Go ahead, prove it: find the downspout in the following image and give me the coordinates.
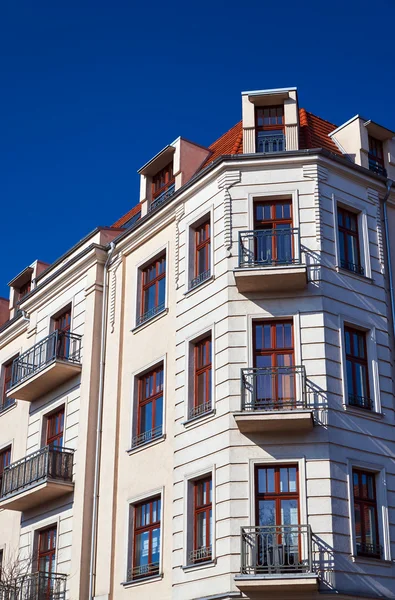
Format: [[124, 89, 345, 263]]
[[89, 241, 116, 600], [382, 179, 395, 340]]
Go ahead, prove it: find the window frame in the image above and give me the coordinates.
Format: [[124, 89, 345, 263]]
[[137, 253, 167, 327], [151, 162, 174, 201], [344, 326, 371, 410], [37, 525, 57, 575], [191, 219, 211, 288], [0, 446, 11, 493], [45, 406, 65, 448], [191, 476, 212, 564], [352, 468, 381, 558], [337, 206, 363, 275], [133, 363, 164, 448], [255, 105, 285, 153], [191, 335, 212, 420], [186, 210, 214, 293], [1, 356, 18, 413]]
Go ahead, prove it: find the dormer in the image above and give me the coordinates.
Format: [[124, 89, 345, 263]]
[[242, 87, 299, 154], [8, 260, 49, 318], [138, 138, 211, 215], [329, 116, 395, 180]]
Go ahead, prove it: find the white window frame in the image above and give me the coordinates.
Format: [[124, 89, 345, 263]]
[[182, 466, 216, 570], [247, 190, 301, 263], [183, 325, 215, 424], [346, 459, 390, 562], [132, 243, 169, 331], [184, 206, 215, 293], [332, 195, 372, 279], [128, 354, 167, 453], [338, 315, 381, 414], [124, 487, 164, 586]]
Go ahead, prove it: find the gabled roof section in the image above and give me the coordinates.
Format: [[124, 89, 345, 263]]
[[112, 201, 142, 229], [200, 121, 243, 169], [299, 109, 340, 155]]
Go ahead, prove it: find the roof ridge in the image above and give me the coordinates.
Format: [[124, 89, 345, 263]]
[[302, 108, 337, 130]]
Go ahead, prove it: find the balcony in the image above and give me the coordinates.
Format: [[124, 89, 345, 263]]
[[7, 331, 82, 402], [0, 446, 74, 511], [234, 366, 313, 434], [0, 571, 66, 600], [235, 525, 318, 594], [368, 154, 387, 177], [234, 229, 307, 293], [149, 182, 176, 212], [256, 131, 286, 153]]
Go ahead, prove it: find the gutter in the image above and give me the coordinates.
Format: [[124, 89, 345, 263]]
[[382, 180, 395, 340], [88, 241, 116, 600]]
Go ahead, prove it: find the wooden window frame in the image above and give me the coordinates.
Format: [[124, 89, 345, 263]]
[[194, 220, 211, 278], [253, 320, 294, 368], [46, 406, 65, 448], [253, 199, 293, 263], [0, 446, 11, 492], [337, 206, 363, 274], [352, 469, 381, 558], [140, 255, 166, 322], [344, 326, 371, 410], [18, 280, 31, 302], [192, 476, 212, 563], [135, 364, 164, 445], [1, 357, 17, 410], [152, 163, 174, 200], [255, 106, 285, 133], [192, 336, 212, 417], [131, 497, 161, 580], [368, 136, 384, 166], [255, 464, 300, 527]]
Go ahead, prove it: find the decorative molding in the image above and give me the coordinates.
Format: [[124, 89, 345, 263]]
[[285, 124, 298, 151], [109, 257, 122, 333], [303, 164, 328, 245], [218, 171, 241, 257], [366, 189, 385, 273], [175, 204, 185, 289], [242, 127, 255, 154]]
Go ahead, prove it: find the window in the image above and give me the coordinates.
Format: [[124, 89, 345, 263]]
[[18, 280, 31, 301], [151, 163, 175, 209], [255, 465, 301, 572], [368, 136, 386, 177], [129, 497, 161, 581], [344, 326, 371, 410], [337, 207, 363, 275], [138, 255, 166, 326], [191, 220, 211, 288], [46, 407, 65, 448], [252, 321, 297, 410], [252, 200, 293, 266], [36, 526, 57, 599], [352, 469, 381, 558], [1, 357, 17, 413], [0, 447, 11, 493], [255, 106, 285, 153], [190, 476, 212, 564], [190, 336, 212, 420], [52, 306, 72, 359], [133, 365, 164, 448]]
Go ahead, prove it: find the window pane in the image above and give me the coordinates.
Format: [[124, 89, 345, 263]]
[[364, 506, 377, 546], [135, 531, 150, 567], [258, 500, 276, 526], [196, 512, 207, 548], [258, 469, 266, 493], [267, 468, 275, 493], [280, 468, 288, 492], [158, 277, 165, 307], [144, 285, 156, 313], [154, 395, 163, 429], [355, 363, 368, 398], [140, 402, 153, 433], [151, 527, 160, 563], [289, 467, 297, 492], [281, 499, 298, 525], [354, 503, 362, 546]]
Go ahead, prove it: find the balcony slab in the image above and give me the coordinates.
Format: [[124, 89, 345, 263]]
[[234, 572, 319, 595], [234, 410, 314, 434], [7, 360, 81, 402], [0, 479, 74, 511], [234, 265, 307, 293]]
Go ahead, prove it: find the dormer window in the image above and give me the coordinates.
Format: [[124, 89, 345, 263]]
[[368, 136, 386, 177], [18, 279, 31, 301], [256, 106, 285, 153], [151, 162, 175, 210]]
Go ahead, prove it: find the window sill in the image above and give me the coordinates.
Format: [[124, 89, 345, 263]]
[[184, 275, 214, 297], [183, 409, 216, 428], [126, 434, 166, 455], [336, 266, 373, 284], [182, 559, 216, 572], [0, 400, 16, 417], [351, 554, 392, 567], [132, 308, 168, 333], [344, 403, 384, 421], [121, 573, 163, 588]]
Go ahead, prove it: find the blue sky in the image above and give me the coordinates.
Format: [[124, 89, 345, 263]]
[[1, 0, 395, 298]]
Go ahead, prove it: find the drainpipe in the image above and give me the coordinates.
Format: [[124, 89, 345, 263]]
[[382, 180, 395, 340], [89, 241, 116, 600], [21, 310, 29, 322]]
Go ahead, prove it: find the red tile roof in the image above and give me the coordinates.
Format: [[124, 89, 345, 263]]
[[112, 108, 340, 227]]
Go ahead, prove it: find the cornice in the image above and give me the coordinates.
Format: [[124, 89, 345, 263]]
[[0, 316, 28, 350]]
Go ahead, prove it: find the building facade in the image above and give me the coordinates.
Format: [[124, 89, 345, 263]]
[[1, 87, 395, 600]]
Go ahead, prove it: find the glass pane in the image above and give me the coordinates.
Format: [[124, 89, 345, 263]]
[[346, 360, 354, 396], [281, 499, 298, 525], [144, 285, 156, 313], [198, 247, 207, 275], [367, 474, 374, 500], [197, 372, 207, 406], [135, 531, 149, 567], [275, 225, 292, 263], [158, 278, 165, 307], [289, 467, 297, 492], [280, 468, 288, 492], [353, 471, 359, 496], [364, 506, 377, 546], [154, 395, 163, 429], [258, 469, 266, 493], [267, 468, 275, 493], [256, 230, 272, 263], [354, 503, 362, 546], [197, 512, 207, 547], [355, 363, 368, 398], [258, 499, 276, 526], [151, 527, 160, 563], [339, 231, 346, 263], [345, 330, 351, 355], [140, 402, 153, 434]]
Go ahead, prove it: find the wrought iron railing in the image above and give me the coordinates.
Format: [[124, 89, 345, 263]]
[[149, 183, 176, 212], [349, 394, 373, 411], [239, 228, 300, 268], [0, 446, 74, 499], [0, 571, 66, 600], [340, 259, 364, 276], [240, 525, 313, 575], [136, 302, 165, 327], [189, 545, 212, 564], [10, 331, 82, 390], [131, 425, 162, 449], [189, 400, 212, 421], [357, 541, 382, 558], [127, 561, 159, 581], [256, 133, 286, 153], [0, 397, 16, 414], [241, 366, 307, 412], [190, 269, 211, 289], [368, 156, 387, 177]]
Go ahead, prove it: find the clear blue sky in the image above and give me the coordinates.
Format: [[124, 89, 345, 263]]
[[1, 0, 394, 298]]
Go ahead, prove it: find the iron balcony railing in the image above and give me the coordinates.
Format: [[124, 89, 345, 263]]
[[127, 561, 159, 581], [136, 302, 166, 327], [10, 331, 82, 390], [189, 400, 212, 421], [256, 133, 286, 153], [149, 183, 176, 212], [0, 446, 74, 500], [190, 269, 211, 289], [240, 525, 313, 575], [0, 571, 66, 600], [349, 394, 373, 411], [357, 541, 382, 559], [239, 228, 300, 268], [340, 259, 364, 276], [0, 397, 15, 415], [241, 366, 307, 412], [131, 424, 162, 449], [368, 155, 387, 177], [189, 545, 212, 564]]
